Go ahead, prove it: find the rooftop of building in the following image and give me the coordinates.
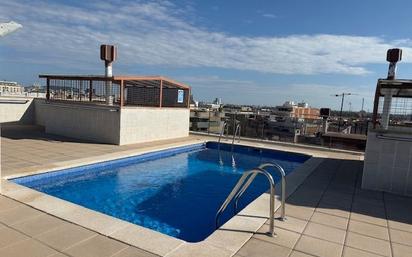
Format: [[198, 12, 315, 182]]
[[1, 125, 411, 257]]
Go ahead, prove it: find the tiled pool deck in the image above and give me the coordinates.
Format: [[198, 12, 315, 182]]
[[1, 126, 411, 257]]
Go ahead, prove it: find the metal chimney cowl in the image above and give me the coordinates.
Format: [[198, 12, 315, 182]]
[[100, 45, 117, 77], [386, 48, 402, 80]]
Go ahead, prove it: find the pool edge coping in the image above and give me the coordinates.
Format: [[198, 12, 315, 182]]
[[1, 140, 324, 257]]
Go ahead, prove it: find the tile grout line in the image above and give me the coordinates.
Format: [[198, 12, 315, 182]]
[[383, 192, 395, 257], [340, 162, 361, 257]]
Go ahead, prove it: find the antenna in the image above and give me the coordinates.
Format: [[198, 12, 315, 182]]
[[361, 98, 365, 112]]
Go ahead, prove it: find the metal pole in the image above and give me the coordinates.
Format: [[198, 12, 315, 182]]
[[338, 94, 345, 132], [120, 80, 124, 107], [89, 80, 92, 102], [208, 110, 211, 134]]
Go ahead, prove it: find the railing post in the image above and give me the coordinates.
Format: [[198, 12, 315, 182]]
[[187, 88, 191, 108], [120, 80, 124, 107], [46, 78, 50, 100], [89, 80, 93, 102], [159, 79, 163, 107]]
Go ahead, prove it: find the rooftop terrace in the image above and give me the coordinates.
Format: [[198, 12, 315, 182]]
[[1, 125, 411, 257]]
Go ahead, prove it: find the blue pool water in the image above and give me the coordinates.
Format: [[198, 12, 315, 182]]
[[13, 142, 309, 242]]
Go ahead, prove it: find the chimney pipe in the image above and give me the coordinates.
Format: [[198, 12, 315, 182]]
[[100, 45, 117, 105]]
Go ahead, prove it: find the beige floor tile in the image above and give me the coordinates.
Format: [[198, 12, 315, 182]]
[[0, 225, 29, 249], [12, 214, 65, 237], [0, 238, 58, 257], [0, 205, 43, 225], [254, 225, 300, 248], [351, 211, 388, 227], [316, 202, 351, 219], [111, 247, 158, 257], [388, 220, 412, 233], [167, 243, 232, 257], [310, 211, 348, 230], [236, 238, 292, 257], [283, 204, 315, 221], [289, 250, 315, 257], [345, 232, 391, 256], [295, 235, 343, 257], [348, 220, 389, 241], [303, 222, 346, 244], [392, 243, 412, 257], [36, 223, 96, 251], [110, 223, 184, 257], [320, 192, 353, 209], [352, 203, 386, 220], [0, 196, 21, 211], [48, 253, 69, 257], [64, 235, 128, 257], [343, 246, 387, 257], [267, 215, 308, 234], [390, 228, 412, 246], [49, 253, 70, 257]]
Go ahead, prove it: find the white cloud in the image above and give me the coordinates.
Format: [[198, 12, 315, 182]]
[[262, 13, 277, 19], [1, 0, 412, 76]]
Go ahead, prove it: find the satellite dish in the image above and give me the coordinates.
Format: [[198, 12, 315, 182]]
[[0, 21, 22, 37]]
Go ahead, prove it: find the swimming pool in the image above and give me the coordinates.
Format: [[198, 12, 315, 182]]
[[12, 142, 309, 242]]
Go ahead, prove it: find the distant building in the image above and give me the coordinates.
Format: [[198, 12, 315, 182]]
[[190, 109, 224, 133], [274, 101, 319, 120], [0, 81, 24, 95]]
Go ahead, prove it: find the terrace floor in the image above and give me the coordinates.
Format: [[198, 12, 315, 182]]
[[1, 126, 411, 257]]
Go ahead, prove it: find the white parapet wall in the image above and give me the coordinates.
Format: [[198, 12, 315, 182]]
[[0, 97, 34, 124], [119, 107, 190, 145], [362, 129, 412, 196], [33, 100, 190, 145], [35, 100, 121, 144]]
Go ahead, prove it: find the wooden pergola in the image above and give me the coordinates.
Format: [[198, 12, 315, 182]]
[[39, 75, 191, 108]]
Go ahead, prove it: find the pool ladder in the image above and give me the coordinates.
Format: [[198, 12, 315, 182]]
[[217, 121, 227, 150], [231, 123, 241, 152], [215, 162, 286, 237], [218, 122, 241, 150]]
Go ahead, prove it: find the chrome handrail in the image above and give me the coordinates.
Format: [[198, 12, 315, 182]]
[[231, 123, 241, 151], [215, 168, 276, 236], [218, 121, 227, 150], [233, 162, 286, 221], [258, 163, 286, 221]]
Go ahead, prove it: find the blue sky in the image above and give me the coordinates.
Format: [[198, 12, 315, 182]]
[[2, 0, 412, 110]]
